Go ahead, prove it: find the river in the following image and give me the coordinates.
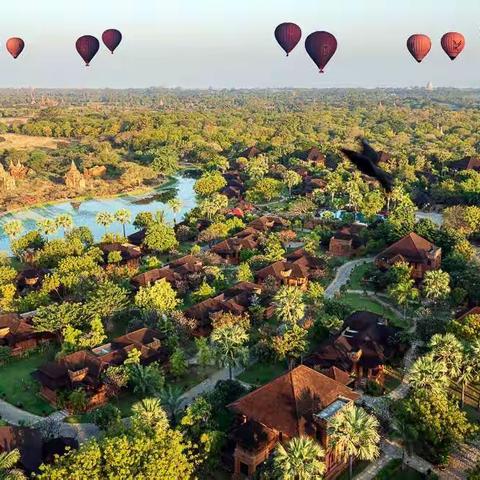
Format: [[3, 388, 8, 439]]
[[0, 176, 197, 254]]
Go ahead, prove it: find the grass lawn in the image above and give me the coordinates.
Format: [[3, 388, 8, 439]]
[[172, 365, 219, 393], [374, 459, 424, 479], [347, 263, 372, 290], [338, 293, 407, 329], [0, 351, 55, 416], [237, 361, 287, 387]]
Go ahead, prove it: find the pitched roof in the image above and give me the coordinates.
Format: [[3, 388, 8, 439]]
[[456, 306, 480, 322], [228, 365, 358, 438], [449, 156, 480, 171], [376, 232, 439, 264], [324, 366, 353, 385]]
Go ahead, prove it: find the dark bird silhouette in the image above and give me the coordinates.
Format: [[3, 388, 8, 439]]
[[341, 139, 393, 192]]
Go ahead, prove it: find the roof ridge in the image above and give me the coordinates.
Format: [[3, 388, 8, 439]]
[[289, 368, 302, 437]]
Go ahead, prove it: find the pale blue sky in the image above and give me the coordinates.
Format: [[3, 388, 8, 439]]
[[0, 0, 478, 88]]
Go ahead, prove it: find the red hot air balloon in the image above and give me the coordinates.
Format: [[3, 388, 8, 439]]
[[441, 32, 465, 60], [305, 31, 337, 73], [406, 34, 431, 63], [274, 23, 302, 56], [76, 35, 100, 66], [6, 37, 25, 59], [102, 29, 122, 54]]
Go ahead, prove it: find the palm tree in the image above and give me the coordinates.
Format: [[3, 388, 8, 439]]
[[131, 397, 168, 429], [55, 214, 74, 237], [37, 218, 58, 237], [274, 286, 305, 327], [428, 333, 463, 378], [3, 220, 23, 243], [456, 361, 475, 408], [423, 270, 451, 304], [96, 211, 114, 235], [158, 385, 184, 426], [408, 355, 449, 392], [388, 279, 419, 322], [0, 449, 26, 479], [115, 209, 131, 237], [211, 324, 249, 380], [167, 198, 183, 225], [273, 436, 326, 480], [328, 405, 380, 480]]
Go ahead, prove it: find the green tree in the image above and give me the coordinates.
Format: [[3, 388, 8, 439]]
[[273, 436, 326, 480], [264, 233, 286, 262], [282, 169, 302, 196], [211, 323, 249, 380], [194, 171, 227, 197], [195, 337, 215, 368], [134, 278, 180, 313], [167, 198, 183, 225], [131, 397, 169, 430], [408, 355, 449, 393], [3, 220, 23, 244], [159, 384, 184, 426], [96, 211, 114, 234], [144, 222, 178, 253], [236, 262, 253, 283], [328, 405, 380, 480], [170, 347, 188, 378], [37, 218, 58, 236], [115, 209, 131, 237], [272, 324, 308, 370], [129, 362, 165, 396], [388, 277, 419, 322], [55, 214, 74, 237]]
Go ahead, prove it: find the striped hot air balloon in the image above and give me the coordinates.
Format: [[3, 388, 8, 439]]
[[406, 34, 432, 63], [274, 23, 302, 56]]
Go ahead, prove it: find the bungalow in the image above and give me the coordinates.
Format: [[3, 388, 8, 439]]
[[304, 311, 402, 386], [375, 232, 441, 280], [329, 224, 365, 258], [131, 255, 204, 289], [185, 282, 262, 336], [211, 228, 261, 264], [247, 215, 287, 233], [0, 313, 54, 356], [255, 248, 325, 289], [303, 146, 326, 167], [449, 156, 480, 172], [227, 365, 359, 479], [98, 242, 142, 268], [35, 327, 167, 410]]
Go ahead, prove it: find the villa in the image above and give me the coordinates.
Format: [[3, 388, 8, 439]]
[[329, 224, 365, 258], [304, 311, 403, 386], [375, 232, 441, 280], [227, 365, 359, 479]]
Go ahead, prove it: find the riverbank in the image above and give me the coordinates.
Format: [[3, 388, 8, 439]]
[[0, 175, 179, 218]]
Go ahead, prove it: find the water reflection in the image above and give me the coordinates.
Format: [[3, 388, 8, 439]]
[[0, 176, 196, 254]]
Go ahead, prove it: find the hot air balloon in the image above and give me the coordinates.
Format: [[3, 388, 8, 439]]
[[305, 31, 337, 73], [441, 32, 465, 60], [102, 29, 122, 54], [406, 34, 431, 63], [76, 35, 100, 66], [274, 23, 302, 56], [6, 37, 24, 59]]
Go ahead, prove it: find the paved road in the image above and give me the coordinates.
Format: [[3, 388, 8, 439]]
[[324, 258, 373, 299]]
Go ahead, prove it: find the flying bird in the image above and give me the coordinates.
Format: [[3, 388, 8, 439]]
[[340, 139, 393, 192]]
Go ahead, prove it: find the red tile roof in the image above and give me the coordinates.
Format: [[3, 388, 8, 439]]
[[228, 365, 358, 438], [376, 232, 439, 265]]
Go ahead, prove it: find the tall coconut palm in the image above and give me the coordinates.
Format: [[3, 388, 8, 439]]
[[37, 218, 58, 237], [428, 333, 463, 377], [131, 397, 168, 429], [211, 323, 249, 380], [408, 355, 449, 392], [55, 214, 74, 237], [115, 209, 131, 238], [3, 220, 23, 243], [96, 211, 114, 235], [167, 198, 183, 225], [0, 449, 26, 479], [273, 436, 326, 480], [328, 405, 380, 480], [274, 286, 305, 327], [388, 278, 419, 322]]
